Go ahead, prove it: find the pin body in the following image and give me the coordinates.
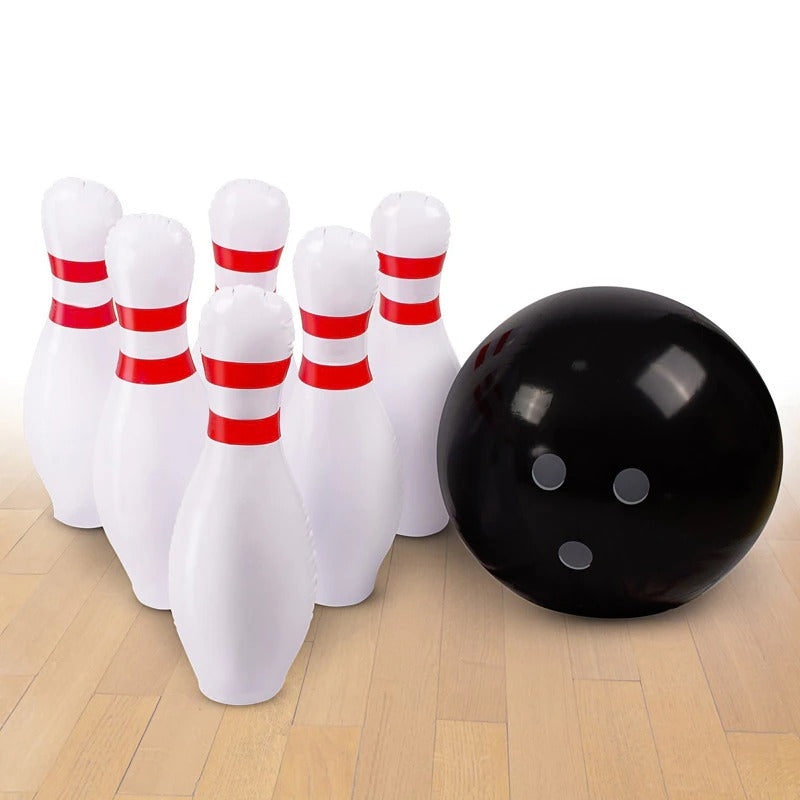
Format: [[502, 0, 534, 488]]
[[282, 227, 401, 607], [369, 192, 459, 537], [170, 287, 315, 705], [24, 178, 122, 528], [94, 215, 205, 610]]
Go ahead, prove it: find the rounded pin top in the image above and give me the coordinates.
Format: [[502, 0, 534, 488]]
[[199, 285, 293, 364], [209, 180, 290, 252], [41, 177, 122, 262], [293, 226, 378, 317], [370, 191, 450, 259], [105, 214, 194, 308]]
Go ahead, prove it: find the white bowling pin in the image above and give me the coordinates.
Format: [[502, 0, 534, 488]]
[[369, 192, 459, 537], [282, 227, 401, 607], [192, 180, 295, 387], [170, 286, 315, 705], [94, 215, 206, 610], [24, 178, 121, 528]]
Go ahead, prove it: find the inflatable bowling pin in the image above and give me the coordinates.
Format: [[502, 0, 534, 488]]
[[369, 192, 459, 537], [170, 286, 315, 705], [24, 178, 121, 528], [282, 227, 401, 607], [94, 215, 206, 609]]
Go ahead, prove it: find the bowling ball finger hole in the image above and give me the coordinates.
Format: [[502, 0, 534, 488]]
[[531, 453, 566, 491], [558, 540, 593, 570], [613, 467, 650, 505]]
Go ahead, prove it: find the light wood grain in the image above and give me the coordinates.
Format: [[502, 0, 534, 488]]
[[295, 555, 390, 726], [0, 512, 76, 574], [437, 531, 506, 722], [566, 616, 639, 681], [0, 676, 31, 727], [767, 488, 800, 540], [431, 720, 509, 800], [352, 535, 447, 800], [97, 606, 182, 696], [0, 510, 42, 561], [686, 576, 794, 733], [630, 611, 745, 799], [0, 574, 40, 633], [727, 732, 800, 800], [0, 560, 138, 792], [771, 539, 800, 601], [273, 724, 361, 800], [119, 652, 225, 797], [35, 694, 157, 800], [0, 531, 114, 675], [0, 472, 49, 510], [575, 679, 665, 800], [194, 642, 311, 800], [727, 542, 800, 732], [504, 589, 588, 799]]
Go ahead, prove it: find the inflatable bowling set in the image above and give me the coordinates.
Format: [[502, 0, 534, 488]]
[[23, 176, 783, 706]]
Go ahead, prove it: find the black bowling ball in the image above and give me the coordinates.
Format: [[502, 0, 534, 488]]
[[437, 287, 782, 617]]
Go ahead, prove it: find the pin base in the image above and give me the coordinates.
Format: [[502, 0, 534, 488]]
[[131, 583, 170, 612], [199, 679, 284, 706], [52, 508, 103, 530], [316, 579, 376, 608]]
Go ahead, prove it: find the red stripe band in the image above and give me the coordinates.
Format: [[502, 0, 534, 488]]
[[48, 254, 108, 283], [116, 349, 196, 384], [299, 356, 372, 390], [201, 355, 291, 389], [49, 298, 116, 329], [378, 252, 446, 279], [116, 301, 188, 332], [379, 294, 441, 325], [213, 242, 283, 273], [300, 308, 371, 339], [208, 410, 281, 445]]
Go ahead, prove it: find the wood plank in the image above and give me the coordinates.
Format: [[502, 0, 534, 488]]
[[727, 732, 800, 800], [687, 572, 794, 732], [352, 534, 447, 800], [0, 575, 41, 634], [0, 532, 115, 675], [437, 531, 506, 722], [0, 472, 49, 510], [194, 643, 312, 800], [119, 651, 225, 798], [272, 723, 360, 800], [35, 693, 157, 800], [431, 720, 509, 800], [0, 676, 31, 727], [0, 512, 76, 574], [771, 539, 800, 601], [504, 590, 588, 799], [566, 617, 638, 681], [0, 510, 42, 561], [0, 793, 34, 800], [96, 606, 182, 696], [305, 605, 320, 641], [629, 610, 745, 799], [0, 560, 139, 792], [574, 679, 665, 800], [295, 554, 390, 726], [114, 796, 190, 800], [727, 543, 800, 732]]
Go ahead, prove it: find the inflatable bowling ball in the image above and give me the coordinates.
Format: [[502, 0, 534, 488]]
[[437, 287, 782, 617]]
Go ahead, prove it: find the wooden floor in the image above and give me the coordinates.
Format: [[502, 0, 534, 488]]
[[1, 408, 800, 799]]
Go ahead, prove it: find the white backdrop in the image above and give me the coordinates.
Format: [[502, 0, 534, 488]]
[[2, 0, 799, 411]]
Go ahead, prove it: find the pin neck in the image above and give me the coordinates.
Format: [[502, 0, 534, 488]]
[[212, 242, 283, 273], [376, 251, 445, 326], [47, 253, 115, 329]]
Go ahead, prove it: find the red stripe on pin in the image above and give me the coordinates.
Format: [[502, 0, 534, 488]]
[[48, 254, 109, 283], [213, 243, 283, 273], [377, 252, 446, 279], [49, 298, 116, 329], [379, 295, 441, 325], [207, 410, 281, 445], [300, 309, 371, 339], [115, 301, 188, 332], [299, 356, 372, 390], [116, 349, 196, 384], [201, 355, 291, 389]]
